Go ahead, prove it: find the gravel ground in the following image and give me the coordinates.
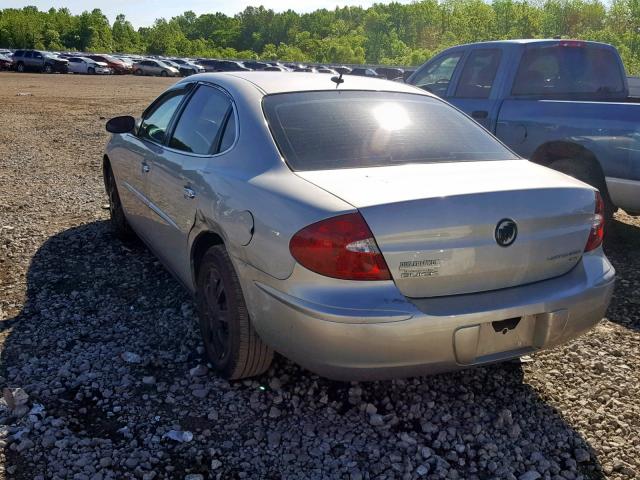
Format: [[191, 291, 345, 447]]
[[0, 72, 638, 480]]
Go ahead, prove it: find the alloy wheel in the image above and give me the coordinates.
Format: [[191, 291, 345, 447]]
[[201, 267, 230, 362]]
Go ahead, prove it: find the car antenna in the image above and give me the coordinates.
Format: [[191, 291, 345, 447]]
[[331, 72, 344, 88]]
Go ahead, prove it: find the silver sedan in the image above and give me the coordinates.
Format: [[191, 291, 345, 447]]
[[102, 73, 615, 380]]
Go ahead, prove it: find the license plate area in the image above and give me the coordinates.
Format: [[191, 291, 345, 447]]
[[454, 310, 569, 365], [454, 315, 535, 365]]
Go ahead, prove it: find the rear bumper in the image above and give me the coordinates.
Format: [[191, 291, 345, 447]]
[[242, 251, 614, 381], [606, 176, 640, 214]]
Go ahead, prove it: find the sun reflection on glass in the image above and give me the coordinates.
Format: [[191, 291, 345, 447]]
[[372, 102, 410, 131]]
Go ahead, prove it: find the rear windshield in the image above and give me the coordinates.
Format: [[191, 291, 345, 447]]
[[263, 91, 518, 171], [512, 44, 624, 97]]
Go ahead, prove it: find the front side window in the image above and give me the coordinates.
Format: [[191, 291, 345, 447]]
[[410, 52, 462, 96], [512, 44, 624, 97], [139, 89, 187, 144], [169, 85, 233, 154], [263, 91, 518, 172], [455, 49, 502, 98]]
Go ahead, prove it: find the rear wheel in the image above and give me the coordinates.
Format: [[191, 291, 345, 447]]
[[16, 62, 25, 73], [104, 165, 134, 240], [548, 158, 615, 227], [196, 245, 273, 379]]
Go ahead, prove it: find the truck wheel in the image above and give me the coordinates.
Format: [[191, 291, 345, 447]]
[[104, 165, 134, 240], [548, 158, 615, 227], [43, 64, 53, 74], [16, 62, 25, 73], [196, 245, 273, 380]]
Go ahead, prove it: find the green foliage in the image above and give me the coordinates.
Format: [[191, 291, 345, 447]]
[[0, 1, 639, 74]]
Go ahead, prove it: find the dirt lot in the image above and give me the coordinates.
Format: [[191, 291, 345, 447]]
[[0, 72, 638, 480]]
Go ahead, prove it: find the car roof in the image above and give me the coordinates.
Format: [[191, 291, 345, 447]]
[[187, 72, 428, 96]]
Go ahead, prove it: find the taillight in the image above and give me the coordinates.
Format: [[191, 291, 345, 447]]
[[584, 191, 605, 252], [289, 212, 391, 281]]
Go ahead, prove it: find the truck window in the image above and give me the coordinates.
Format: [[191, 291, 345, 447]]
[[411, 52, 462, 96], [512, 44, 624, 97], [455, 49, 502, 98]]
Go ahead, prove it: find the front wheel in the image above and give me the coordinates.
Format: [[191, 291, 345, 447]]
[[160, 70, 168, 77], [196, 245, 273, 380], [16, 62, 25, 73], [43, 64, 53, 74], [134, 69, 142, 76], [88, 67, 95, 75], [104, 166, 134, 240]]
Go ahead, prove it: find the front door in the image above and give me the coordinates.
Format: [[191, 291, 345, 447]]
[[146, 83, 235, 284], [447, 48, 503, 131], [125, 87, 189, 242]]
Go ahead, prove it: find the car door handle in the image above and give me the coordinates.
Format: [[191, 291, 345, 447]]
[[141, 162, 150, 173], [471, 110, 488, 119], [183, 187, 196, 199]]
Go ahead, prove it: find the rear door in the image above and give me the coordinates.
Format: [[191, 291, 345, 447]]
[[146, 83, 236, 284], [447, 48, 504, 130]]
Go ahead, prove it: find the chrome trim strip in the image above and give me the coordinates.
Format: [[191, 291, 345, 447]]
[[122, 181, 180, 230]]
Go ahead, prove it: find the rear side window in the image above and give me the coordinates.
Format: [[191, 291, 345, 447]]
[[169, 85, 233, 154], [455, 49, 501, 98], [263, 91, 518, 171], [512, 44, 624, 97], [139, 89, 187, 144]]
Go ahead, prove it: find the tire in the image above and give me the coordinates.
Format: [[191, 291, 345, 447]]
[[104, 166, 134, 240], [43, 64, 52, 74], [134, 69, 143, 76], [88, 67, 95, 75], [196, 245, 273, 379], [548, 158, 615, 227], [160, 70, 168, 77], [16, 62, 25, 73]]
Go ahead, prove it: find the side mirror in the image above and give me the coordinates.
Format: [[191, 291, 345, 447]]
[[106, 115, 135, 134]]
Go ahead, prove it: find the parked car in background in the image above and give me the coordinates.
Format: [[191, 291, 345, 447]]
[[0, 54, 12, 70], [67, 56, 111, 75], [263, 66, 289, 71], [12, 50, 68, 73], [376, 67, 404, 80], [333, 66, 352, 75], [133, 59, 180, 77], [87, 54, 132, 74], [350, 67, 381, 78], [316, 67, 338, 74], [294, 66, 317, 72], [102, 72, 614, 381], [169, 58, 205, 76], [407, 39, 640, 220], [243, 61, 270, 70], [198, 59, 251, 72]]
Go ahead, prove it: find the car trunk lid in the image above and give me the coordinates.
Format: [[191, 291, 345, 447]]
[[296, 160, 596, 297]]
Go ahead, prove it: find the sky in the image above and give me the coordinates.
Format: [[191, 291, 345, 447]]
[[3, 1, 414, 28]]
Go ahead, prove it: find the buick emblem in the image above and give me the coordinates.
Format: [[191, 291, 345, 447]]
[[495, 219, 517, 247]]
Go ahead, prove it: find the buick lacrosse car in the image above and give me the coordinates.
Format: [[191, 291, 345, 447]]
[[102, 72, 615, 380]]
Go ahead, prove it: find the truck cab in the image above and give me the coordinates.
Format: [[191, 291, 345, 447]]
[[407, 40, 640, 217]]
